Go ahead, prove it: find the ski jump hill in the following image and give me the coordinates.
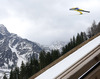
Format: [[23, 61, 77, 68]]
[[29, 33, 100, 79]]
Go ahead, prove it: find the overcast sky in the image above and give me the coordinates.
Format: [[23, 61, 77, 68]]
[[0, 0, 100, 45]]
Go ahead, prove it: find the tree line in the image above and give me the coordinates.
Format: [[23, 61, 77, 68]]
[[9, 49, 61, 79], [5, 21, 100, 79], [87, 21, 100, 38], [8, 32, 87, 79]]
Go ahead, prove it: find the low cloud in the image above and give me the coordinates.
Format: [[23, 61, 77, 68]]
[[0, 0, 100, 45]]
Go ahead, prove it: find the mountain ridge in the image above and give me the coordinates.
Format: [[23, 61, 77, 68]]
[[0, 24, 67, 78], [0, 24, 42, 68]]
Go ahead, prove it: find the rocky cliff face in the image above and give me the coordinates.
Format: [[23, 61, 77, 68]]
[[0, 24, 42, 68]]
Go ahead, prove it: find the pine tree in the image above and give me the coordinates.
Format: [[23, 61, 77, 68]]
[[51, 50, 60, 61], [45, 52, 52, 65], [80, 32, 84, 43], [91, 21, 97, 36], [76, 33, 81, 45], [20, 61, 26, 79], [25, 62, 30, 78], [14, 67, 20, 79], [97, 22, 100, 33], [32, 58, 39, 74], [61, 46, 67, 55], [67, 42, 72, 51], [72, 36, 76, 47], [39, 51, 46, 69], [9, 69, 13, 79], [87, 21, 97, 38], [83, 32, 88, 41]]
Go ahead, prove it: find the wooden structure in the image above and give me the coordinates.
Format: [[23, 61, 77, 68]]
[[29, 33, 100, 79]]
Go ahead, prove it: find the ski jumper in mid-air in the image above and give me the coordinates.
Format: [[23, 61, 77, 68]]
[[69, 7, 90, 15]]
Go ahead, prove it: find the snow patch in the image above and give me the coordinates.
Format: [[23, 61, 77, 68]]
[[4, 63, 8, 68], [9, 60, 13, 66], [0, 39, 4, 44], [9, 42, 27, 67], [0, 68, 11, 79]]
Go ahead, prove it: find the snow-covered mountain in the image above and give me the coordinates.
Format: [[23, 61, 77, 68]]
[[49, 41, 66, 50], [0, 24, 67, 78], [41, 41, 66, 52], [0, 24, 42, 68]]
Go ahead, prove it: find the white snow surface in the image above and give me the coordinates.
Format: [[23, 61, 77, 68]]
[[35, 35, 100, 79], [0, 73, 3, 79], [9, 43, 27, 67], [0, 68, 11, 79]]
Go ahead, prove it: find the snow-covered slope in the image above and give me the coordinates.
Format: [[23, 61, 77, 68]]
[[35, 35, 100, 79]]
